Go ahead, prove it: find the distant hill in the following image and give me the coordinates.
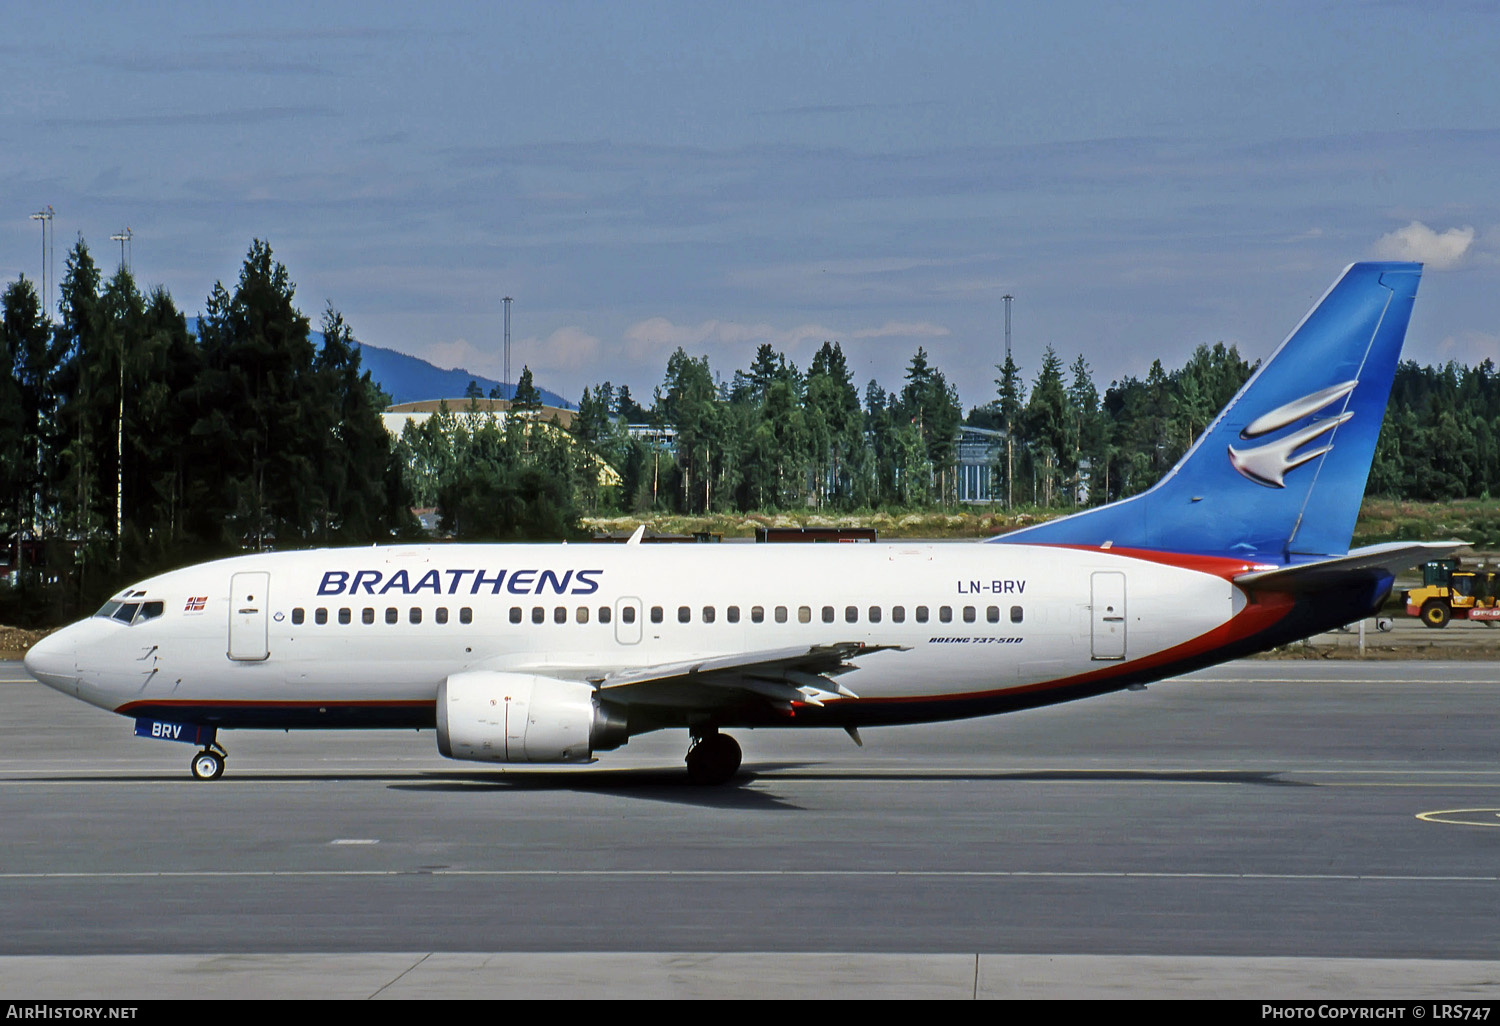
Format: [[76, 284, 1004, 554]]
[[351, 341, 574, 409], [185, 318, 574, 408]]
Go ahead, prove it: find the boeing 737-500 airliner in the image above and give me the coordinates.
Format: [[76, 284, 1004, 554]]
[[24, 262, 1458, 783]]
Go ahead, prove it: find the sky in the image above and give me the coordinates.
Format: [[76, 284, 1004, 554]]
[[3, 0, 1498, 412]]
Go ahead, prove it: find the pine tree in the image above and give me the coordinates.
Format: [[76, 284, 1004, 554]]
[[616, 384, 646, 422], [1024, 346, 1073, 507], [898, 347, 961, 503], [0, 278, 51, 593], [1068, 355, 1103, 504], [994, 351, 1024, 508], [657, 349, 721, 512], [806, 342, 862, 508], [129, 284, 201, 552], [190, 240, 320, 549], [52, 241, 113, 585], [513, 365, 541, 410], [315, 305, 407, 542]]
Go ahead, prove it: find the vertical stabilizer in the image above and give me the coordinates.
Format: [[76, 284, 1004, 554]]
[[992, 262, 1421, 563]]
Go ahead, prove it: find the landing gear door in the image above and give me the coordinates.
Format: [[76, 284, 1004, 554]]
[[1091, 571, 1126, 661], [228, 571, 270, 662], [615, 596, 642, 645]]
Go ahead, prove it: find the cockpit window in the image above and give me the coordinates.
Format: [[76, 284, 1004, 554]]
[[95, 599, 164, 624]]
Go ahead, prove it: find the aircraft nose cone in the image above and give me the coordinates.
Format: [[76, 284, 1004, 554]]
[[23, 629, 76, 691]]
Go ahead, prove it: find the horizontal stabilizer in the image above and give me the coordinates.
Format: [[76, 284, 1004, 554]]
[[1233, 541, 1468, 593]]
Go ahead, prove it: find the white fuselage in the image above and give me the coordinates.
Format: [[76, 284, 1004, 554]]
[[28, 541, 1250, 727]]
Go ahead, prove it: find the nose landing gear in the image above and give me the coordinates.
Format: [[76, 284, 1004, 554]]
[[685, 730, 742, 785], [133, 717, 225, 780], [190, 744, 227, 781]]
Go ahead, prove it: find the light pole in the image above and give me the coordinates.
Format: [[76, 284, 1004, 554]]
[[107, 229, 133, 555], [109, 227, 133, 274], [20, 206, 54, 579], [29, 206, 54, 320], [502, 296, 513, 395], [1003, 293, 1014, 510]]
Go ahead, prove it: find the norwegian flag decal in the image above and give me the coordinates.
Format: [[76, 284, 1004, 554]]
[[184, 596, 208, 614]]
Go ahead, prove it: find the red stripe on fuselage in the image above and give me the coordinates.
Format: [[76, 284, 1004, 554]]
[[115, 698, 433, 714], [820, 547, 1298, 708], [1013, 543, 1273, 581]]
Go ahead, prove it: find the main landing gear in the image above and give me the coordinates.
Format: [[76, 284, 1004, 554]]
[[685, 730, 742, 785], [190, 744, 228, 781]]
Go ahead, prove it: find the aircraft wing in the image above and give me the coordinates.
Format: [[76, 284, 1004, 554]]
[[589, 642, 906, 710], [1233, 541, 1468, 593]]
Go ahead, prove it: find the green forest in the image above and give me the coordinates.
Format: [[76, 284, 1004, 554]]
[[0, 240, 412, 624], [3, 241, 1498, 625]]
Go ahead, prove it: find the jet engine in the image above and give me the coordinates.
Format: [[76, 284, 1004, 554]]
[[436, 671, 629, 763]]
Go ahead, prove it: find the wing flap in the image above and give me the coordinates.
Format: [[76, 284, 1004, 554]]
[[595, 642, 905, 708]]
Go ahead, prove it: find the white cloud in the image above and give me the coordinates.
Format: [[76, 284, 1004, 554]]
[[521, 326, 603, 373], [418, 337, 498, 377], [1373, 221, 1475, 270], [417, 326, 603, 379], [1437, 330, 1500, 367]]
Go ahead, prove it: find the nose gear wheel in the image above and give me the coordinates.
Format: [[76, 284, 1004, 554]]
[[190, 746, 227, 781]]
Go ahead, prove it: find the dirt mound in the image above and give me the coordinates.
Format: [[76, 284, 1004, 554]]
[[0, 626, 51, 660]]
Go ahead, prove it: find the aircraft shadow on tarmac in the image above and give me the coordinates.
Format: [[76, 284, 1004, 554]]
[[14, 765, 1308, 812], [391, 766, 813, 809], [393, 764, 1313, 804], [10, 767, 802, 810], [735, 765, 1315, 788]]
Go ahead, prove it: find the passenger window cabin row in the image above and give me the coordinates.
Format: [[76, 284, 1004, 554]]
[[288, 603, 1025, 627], [291, 606, 474, 626], [649, 604, 1026, 625]]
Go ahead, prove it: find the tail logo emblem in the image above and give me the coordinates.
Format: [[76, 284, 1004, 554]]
[[1227, 380, 1358, 488]]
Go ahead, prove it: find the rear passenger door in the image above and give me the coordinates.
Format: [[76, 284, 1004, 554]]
[[1090, 572, 1126, 661]]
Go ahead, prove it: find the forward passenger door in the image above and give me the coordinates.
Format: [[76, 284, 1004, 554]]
[[228, 572, 270, 661]]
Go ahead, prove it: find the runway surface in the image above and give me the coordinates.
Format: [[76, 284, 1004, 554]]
[[3, 658, 1499, 998]]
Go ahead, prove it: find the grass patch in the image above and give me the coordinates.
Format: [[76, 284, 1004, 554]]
[[1353, 498, 1500, 550], [586, 498, 1500, 548]]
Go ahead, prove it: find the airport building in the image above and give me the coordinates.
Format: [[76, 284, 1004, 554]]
[[380, 397, 578, 435], [956, 425, 1003, 504]]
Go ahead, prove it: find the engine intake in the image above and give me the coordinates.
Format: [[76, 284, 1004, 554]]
[[436, 671, 629, 763]]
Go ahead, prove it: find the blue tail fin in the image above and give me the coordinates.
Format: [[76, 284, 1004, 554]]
[[992, 262, 1422, 563]]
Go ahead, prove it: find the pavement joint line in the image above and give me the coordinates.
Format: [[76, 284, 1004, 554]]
[[369, 951, 431, 1000], [3, 869, 1498, 882]]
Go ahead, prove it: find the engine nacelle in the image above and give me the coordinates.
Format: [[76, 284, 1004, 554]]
[[436, 671, 629, 763]]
